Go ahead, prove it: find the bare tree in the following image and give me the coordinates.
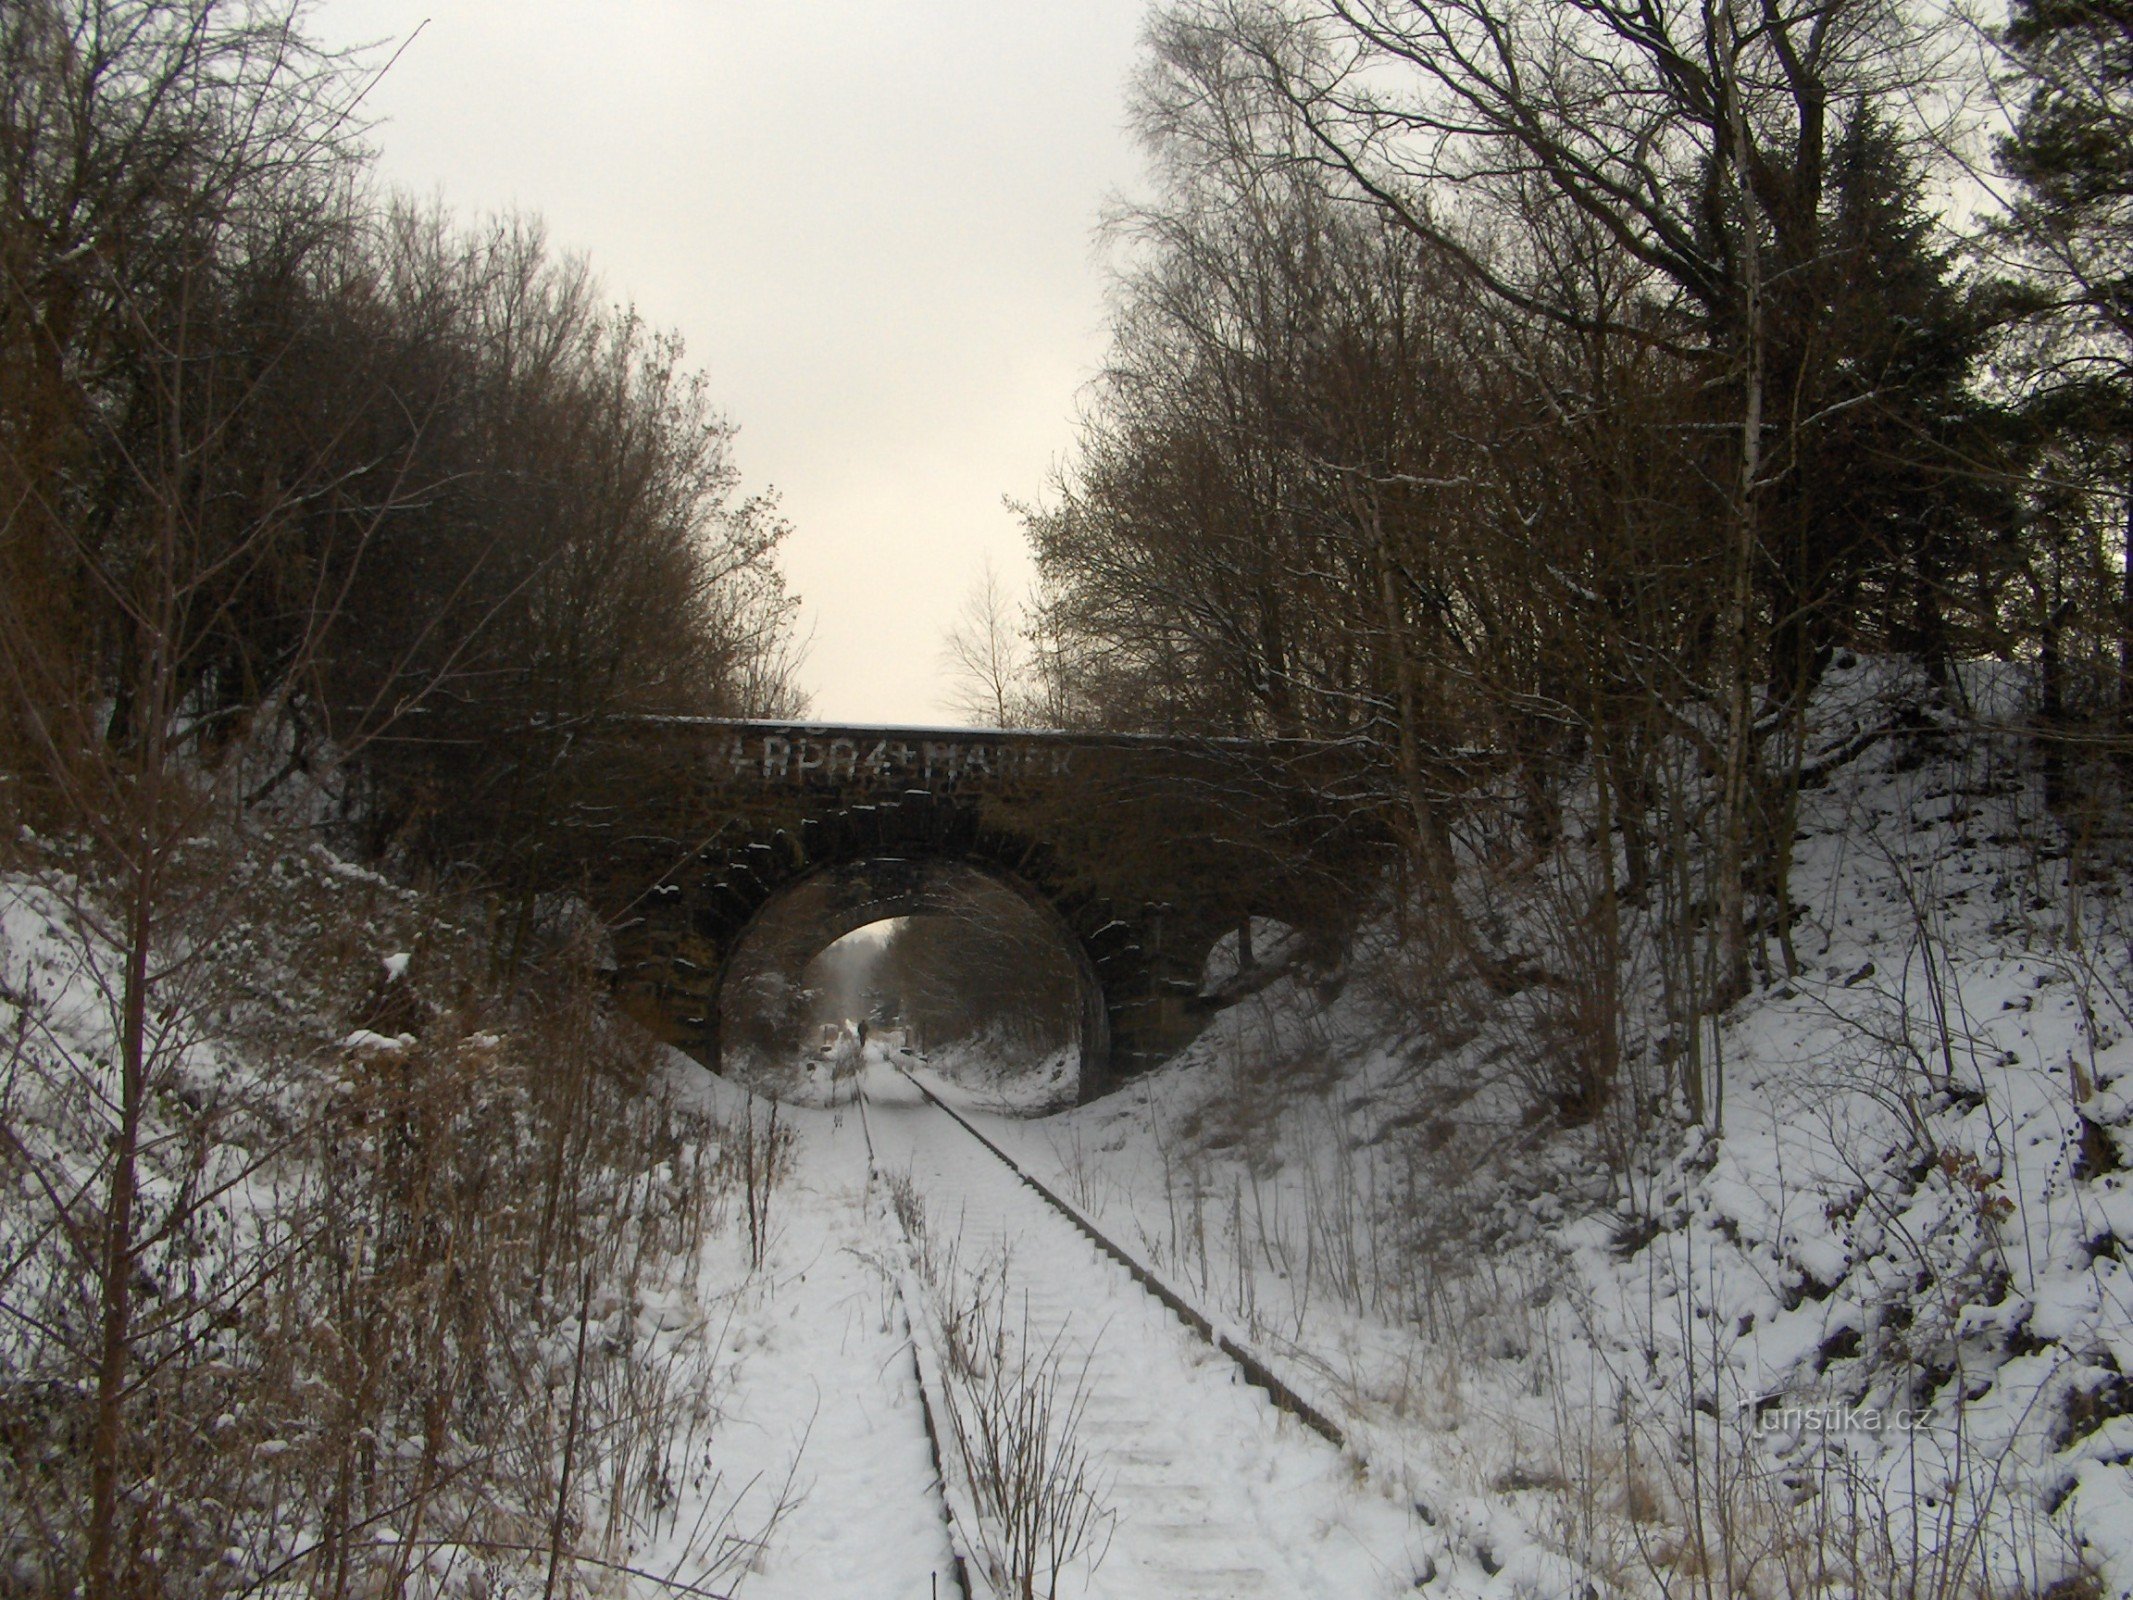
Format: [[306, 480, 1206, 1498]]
[[0, 8, 375, 1584], [1015, 1, 2002, 1138], [0, 6, 811, 1589], [1143, 0, 1985, 997], [942, 558, 1034, 727]]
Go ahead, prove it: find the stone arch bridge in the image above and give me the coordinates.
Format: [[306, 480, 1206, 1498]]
[[563, 719, 1392, 1098]]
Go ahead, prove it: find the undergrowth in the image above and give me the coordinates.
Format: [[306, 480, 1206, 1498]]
[[0, 818, 794, 1598]]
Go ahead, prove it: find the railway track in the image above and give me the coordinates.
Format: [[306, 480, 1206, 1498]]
[[858, 1069, 1433, 1600], [852, 1073, 982, 1600]]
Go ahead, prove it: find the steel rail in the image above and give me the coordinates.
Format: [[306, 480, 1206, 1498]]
[[890, 1068, 1350, 1453]]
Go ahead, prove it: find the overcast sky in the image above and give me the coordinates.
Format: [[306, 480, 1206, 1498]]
[[313, 1, 1152, 724]]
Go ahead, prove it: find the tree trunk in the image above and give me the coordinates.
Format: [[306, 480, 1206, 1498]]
[[2117, 457, 2133, 779], [85, 579, 173, 1596], [84, 889, 148, 1598], [1711, 1, 1762, 1014], [1366, 493, 1453, 891]]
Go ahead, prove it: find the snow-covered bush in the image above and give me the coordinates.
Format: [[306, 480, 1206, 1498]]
[[0, 821, 776, 1597], [891, 1184, 1113, 1600]]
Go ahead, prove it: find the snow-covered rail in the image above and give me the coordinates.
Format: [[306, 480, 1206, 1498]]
[[862, 1070, 1427, 1599], [893, 1069, 1349, 1449], [853, 1084, 984, 1600]]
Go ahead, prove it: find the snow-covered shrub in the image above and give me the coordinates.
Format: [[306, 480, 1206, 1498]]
[[0, 823, 768, 1598], [894, 1188, 1113, 1600]]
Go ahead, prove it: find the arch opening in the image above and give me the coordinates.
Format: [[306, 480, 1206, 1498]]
[[714, 858, 1098, 1112]]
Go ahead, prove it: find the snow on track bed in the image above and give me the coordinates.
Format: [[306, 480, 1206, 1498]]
[[862, 1070, 1431, 1599], [661, 1066, 959, 1600]]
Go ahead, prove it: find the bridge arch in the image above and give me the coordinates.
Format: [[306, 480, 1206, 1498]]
[[663, 791, 1163, 1097], [578, 718, 1395, 1098], [714, 854, 1109, 1095]]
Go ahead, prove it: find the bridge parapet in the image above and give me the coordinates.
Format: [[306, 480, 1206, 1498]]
[[643, 718, 1385, 803]]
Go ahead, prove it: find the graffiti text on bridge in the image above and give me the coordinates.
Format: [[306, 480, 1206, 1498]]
[[717, 731, 1077, 788]]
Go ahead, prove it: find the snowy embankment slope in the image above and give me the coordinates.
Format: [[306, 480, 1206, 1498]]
[[973, 658, 2133, 1598], [0, 823, 963, 1599]]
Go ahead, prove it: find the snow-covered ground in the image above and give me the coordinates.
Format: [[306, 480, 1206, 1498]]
[[12, 657, 2129, 1597], [866, 1062, 1437, 1596], [964, 659, 2133, 1598], [650, 1067, 957, 1599], [918, 1035, 1082, 1113], [648, 1055, 1453, 1597]]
